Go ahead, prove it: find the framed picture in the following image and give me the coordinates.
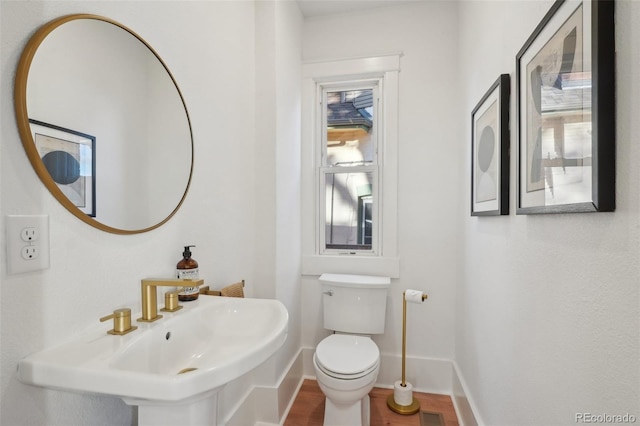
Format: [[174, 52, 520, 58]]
[[471, 74, 510, 216], [516, 0, 615, 214], [29, 119, 96, 217]]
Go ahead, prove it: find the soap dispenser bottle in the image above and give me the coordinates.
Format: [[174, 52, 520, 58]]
[[177, 245, 200, 301]]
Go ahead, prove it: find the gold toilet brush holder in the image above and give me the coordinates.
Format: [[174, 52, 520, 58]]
[[387, 289, 428, 415]]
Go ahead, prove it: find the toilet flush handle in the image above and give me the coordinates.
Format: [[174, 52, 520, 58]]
[[323, 290, 333, 296]]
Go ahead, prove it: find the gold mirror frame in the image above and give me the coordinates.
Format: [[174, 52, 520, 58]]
[[14, 14, 194, 234]]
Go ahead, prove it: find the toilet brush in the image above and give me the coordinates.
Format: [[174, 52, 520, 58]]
[[387, 289, 428, 415]]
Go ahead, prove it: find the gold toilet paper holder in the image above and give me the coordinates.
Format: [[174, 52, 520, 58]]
[[387, 290, 428, 415]]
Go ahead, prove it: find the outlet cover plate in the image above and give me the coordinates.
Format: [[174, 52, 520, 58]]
[[6, 215, 50, 274]]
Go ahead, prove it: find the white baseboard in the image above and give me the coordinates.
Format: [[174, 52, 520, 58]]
[[377, 352, 454, 394], [451, 360, 481, 426], [223, 348, 304, 426], [224, 347, 480, 426]]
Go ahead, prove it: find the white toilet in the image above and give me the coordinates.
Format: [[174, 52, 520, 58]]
[[313, 273, 390, 426]]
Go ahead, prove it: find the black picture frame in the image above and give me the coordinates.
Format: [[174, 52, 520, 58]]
[[29, 119, 96, 217], [516, 0, 615, 214], [471, 74, 510, 216]]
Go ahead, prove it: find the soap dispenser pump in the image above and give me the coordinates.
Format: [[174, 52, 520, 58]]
[[177, 245, 200, 301]]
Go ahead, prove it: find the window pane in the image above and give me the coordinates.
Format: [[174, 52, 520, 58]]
[[326, 89, 375, 167], [325, 171, 373, 251]]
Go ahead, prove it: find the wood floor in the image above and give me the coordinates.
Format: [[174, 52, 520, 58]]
[[284, 379, 459, 426]]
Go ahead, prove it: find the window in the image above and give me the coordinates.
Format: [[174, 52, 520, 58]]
[[302, 54, 400, 277], [321, 84, 380, 254]]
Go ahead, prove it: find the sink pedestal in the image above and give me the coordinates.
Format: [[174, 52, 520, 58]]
[[123, 388, 222, 426]]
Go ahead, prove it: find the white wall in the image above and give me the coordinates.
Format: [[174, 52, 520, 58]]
[[457, 1, 640, 424], [273, 0, 303, 383], [0, 1, 301, 425], [301, 0, 461, 390], [253, 0, 303, 374], [256, 0, 304, 420]]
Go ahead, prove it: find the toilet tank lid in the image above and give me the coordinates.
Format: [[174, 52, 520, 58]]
[[319, 273, 390, 288]]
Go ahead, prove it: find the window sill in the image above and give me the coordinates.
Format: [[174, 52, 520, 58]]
[[302, 255, 400, 278]]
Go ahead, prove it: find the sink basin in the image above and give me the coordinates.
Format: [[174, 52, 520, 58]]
[[18, 296, 288, 425]]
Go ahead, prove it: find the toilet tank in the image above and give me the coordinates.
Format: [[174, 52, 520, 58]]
[[320, 273, 390, 334]]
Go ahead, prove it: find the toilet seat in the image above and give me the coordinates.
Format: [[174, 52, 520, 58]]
[[314, 334, 379, 380]]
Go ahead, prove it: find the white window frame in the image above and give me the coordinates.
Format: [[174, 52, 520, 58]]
[[301, 54, 400, 278]]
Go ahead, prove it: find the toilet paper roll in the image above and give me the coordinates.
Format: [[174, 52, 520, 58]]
[[405, 289, 425, 304], [394, 380, 414, 406]]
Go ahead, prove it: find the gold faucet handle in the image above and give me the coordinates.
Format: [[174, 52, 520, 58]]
[[100, 308, 138, 335], [161, 289, 183, 313]]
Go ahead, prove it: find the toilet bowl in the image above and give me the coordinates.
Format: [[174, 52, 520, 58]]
[[313, 334, 380, 426], [314, 273, 390, 426]]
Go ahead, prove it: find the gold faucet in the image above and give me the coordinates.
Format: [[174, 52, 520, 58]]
[[138, 278, 204, 322]]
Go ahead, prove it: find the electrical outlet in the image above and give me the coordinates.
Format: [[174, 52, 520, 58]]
[[21, 227, 38, 242], [21, 246, 39, 260], [6, 215, 50, 274]]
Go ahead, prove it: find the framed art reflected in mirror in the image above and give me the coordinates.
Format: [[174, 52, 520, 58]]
[[30, 119, 96, 217], [471, 74, 510, 216]]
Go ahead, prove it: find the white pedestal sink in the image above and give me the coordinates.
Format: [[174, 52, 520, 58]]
[[17, 296, 288, 426]]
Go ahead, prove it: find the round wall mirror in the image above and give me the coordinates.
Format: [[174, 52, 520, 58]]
[[14, 14, 193, 234]]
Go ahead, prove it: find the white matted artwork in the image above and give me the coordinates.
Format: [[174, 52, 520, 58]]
[[516, 0, 615, 214], [471, 74, 510, 216]]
